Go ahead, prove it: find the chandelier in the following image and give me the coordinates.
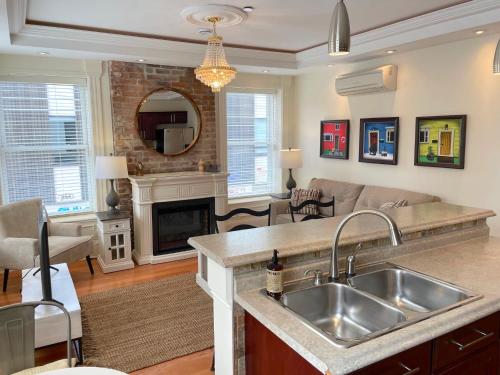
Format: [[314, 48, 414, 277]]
[[195, 17, 237, 93]]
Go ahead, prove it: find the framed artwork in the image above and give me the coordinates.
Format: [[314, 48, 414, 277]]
[[359, 117, 399, 165], [320, 120, 350, 159], [414, 115, 467, 169]]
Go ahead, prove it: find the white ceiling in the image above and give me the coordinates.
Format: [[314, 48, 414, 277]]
[[1, 0, 500, 73], [26, 0, 471, 52]]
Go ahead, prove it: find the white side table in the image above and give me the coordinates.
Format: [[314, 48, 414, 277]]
[[21, 264, 82, 352], [96, 211, 134, 273]]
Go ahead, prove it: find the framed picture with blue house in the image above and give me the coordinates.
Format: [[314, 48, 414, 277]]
[[359, 117, 399, 165]]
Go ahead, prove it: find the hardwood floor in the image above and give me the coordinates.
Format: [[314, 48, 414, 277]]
[[0, 258, 214, 375]]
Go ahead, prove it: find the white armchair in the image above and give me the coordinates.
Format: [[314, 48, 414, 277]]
[[0, 198, 94, 292]]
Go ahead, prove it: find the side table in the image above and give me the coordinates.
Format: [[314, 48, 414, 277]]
[[22, 264, 83, 362], [96, 211, 134, 273], [270, 192, 291, 200]]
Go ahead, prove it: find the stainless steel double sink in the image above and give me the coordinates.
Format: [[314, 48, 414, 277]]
[[265, 262, 481, 348]]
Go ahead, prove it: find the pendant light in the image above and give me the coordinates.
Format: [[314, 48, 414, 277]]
[[195, 16, 237, 92], [494, 39, 500, 75], [328, 0, 351, 56]]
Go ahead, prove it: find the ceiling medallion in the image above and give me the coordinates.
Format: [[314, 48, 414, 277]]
[[181, 5, 248, 27], [194, 16, 237, 93]]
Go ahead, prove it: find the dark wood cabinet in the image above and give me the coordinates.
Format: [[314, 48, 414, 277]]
[[435, 342, 498, 375], [350, 342, 431, 375], [137, 111, 188, 140], [432, 313, 499, 371], [244, 311, 500, 375], [245, 313, 322, 375]]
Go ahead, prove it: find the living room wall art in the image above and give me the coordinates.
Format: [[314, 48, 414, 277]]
[[414, 115, 467, 169], [358, 117, 399, 165], [320, 120, 350, 159]]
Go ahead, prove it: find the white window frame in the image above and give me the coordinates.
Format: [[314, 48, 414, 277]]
[[419, 128, 430, 144], [222, 88, 282, 200], [0, 74, 97, 218], [385, 127, 395, 144]]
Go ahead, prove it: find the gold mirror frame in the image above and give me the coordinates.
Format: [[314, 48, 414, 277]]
[[135, 87, 203, 157]]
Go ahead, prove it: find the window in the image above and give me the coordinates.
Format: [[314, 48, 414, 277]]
[[335, 124, 340, 130], [0, 81, 94, 215], [386, 127, 395, 143], [419, 128, 430, 143], [323, 133, 333, 141], [226, 92, 279, 198]]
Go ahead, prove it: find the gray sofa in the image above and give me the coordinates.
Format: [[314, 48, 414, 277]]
[[270, 178, 441, 225]]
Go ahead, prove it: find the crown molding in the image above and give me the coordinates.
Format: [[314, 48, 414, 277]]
[[297, 0, 500, 68], [12, 23, 298, 71], [3, 0, 500, 73]]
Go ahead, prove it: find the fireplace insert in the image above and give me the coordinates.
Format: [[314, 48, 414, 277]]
[[152, 197, 215, 255]]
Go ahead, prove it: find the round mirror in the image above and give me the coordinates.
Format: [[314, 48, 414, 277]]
[[136, 89, 201, 156]]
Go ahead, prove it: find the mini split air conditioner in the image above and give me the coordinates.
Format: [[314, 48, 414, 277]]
[[335, 65, 398, 96]]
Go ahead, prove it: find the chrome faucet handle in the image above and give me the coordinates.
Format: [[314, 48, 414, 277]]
[[304, 269, 324, 286], [346, 255, 356, 278], [345, 243, 362, 278]]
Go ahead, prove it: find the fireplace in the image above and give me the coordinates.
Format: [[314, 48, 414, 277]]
[[152, 197, 215, 255]]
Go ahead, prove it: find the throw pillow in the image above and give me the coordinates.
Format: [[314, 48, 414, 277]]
[[290, 188, 321, 215], [379, 199, 408, 210]]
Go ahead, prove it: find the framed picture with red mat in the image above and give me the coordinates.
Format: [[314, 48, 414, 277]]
[[320, 120, 350, 160]]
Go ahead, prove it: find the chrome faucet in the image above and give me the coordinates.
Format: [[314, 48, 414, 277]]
[[329, 209, 403, 281]]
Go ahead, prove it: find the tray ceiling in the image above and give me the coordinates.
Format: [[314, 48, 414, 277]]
[[26, 0, 472, 52]]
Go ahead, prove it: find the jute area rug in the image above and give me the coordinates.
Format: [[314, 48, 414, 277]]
[[80, 273, 213, 373]]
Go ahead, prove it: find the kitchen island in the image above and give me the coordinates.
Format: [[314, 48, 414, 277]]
[[188, 202, 498, 374]]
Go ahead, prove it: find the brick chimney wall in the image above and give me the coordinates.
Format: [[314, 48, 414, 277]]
[[108, 61, 217, 212]]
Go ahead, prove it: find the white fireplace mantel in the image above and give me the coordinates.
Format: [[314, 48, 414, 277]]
[[128, 171, 228, 265]]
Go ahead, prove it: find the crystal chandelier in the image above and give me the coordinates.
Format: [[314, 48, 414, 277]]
[[195, 17, 237, 93]]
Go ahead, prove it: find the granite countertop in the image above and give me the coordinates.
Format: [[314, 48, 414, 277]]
[[188, 202, 495, 268], [235, 236, 500, 375]]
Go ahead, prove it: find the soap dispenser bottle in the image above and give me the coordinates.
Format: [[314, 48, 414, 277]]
[[266, 249, 284, 300]]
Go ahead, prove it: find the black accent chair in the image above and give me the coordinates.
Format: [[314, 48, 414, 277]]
[[215, 205, 271, 233], [289, 198, 335, 222]]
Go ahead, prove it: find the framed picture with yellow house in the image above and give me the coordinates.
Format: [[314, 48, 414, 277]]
[[414, 115, 467, 169]]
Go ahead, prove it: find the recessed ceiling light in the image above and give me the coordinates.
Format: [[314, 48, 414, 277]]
[[386, 50, 396, 54], [262, 69, 270, 73], [198, 28, 211, 35], [137, 59, 146, 62], [475, 30, 485, 35], [243, 6, 254, 13], [39, 51, 49, 55]]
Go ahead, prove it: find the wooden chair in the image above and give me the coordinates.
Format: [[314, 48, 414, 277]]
[[215, 205, 271, 233], [289, 198, 335, 222]]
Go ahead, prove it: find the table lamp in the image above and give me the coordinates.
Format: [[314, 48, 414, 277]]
[[95, 156, 129, 213], [280, 148, 303, 198]]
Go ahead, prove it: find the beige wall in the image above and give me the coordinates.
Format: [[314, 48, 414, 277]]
[[293, 34, 500, 235]]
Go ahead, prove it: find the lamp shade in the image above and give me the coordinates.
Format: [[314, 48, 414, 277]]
[[328, 0, 351, 56], [95, 156, 129, 179], [494, 39, 500, 75], [280, 149, 303, 169]]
